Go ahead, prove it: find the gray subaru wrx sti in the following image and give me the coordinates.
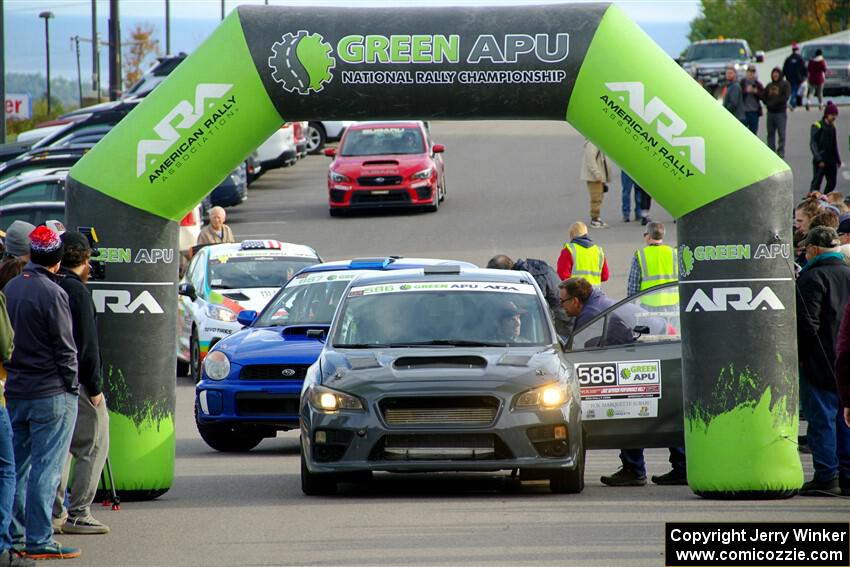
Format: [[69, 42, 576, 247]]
[[299, 266, 584, 495]]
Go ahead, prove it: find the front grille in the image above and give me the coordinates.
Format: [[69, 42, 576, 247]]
[[380, 396, 500, 427], [370, 433, 513, 461], [240, 364, 309, 381], [350, 191, 410, 205], [827, 68, 849, 79], [235, 393, 299, 416], [357, 175, 403, 186]]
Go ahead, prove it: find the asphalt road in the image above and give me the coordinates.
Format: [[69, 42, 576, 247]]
[[66, 115, 848, 567]]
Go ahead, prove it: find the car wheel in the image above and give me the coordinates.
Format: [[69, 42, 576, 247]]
[[549, 447, 585, 494], [306, 123, 327, 154], [424, 185, 440, 213], [176, 358, 189, 377], [300, 445, 337, 495], [190, 328, 202, 384], [439, 172, 447, 202], [194, 404, 264, 452]]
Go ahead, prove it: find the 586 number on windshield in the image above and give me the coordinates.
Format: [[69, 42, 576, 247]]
[[576, 363, 617, 387]]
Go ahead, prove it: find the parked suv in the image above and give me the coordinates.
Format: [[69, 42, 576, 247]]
[[679, 39, 764, 96], [801, 42, 850, 96]]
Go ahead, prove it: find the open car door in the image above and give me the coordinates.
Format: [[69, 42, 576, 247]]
[[562, 282, 684, 450]]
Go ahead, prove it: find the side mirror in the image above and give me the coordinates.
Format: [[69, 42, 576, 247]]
[[632, 325, 650, 338], [755, 51, 765, 63], [178, 282, 197, 301], [432, 143, 445, 154], [674, 56, 684, 66], [237, 310, 258, 327], [323, 147, 337, 157]]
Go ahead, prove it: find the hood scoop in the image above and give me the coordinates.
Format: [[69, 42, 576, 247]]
[[496, 353, 533, 367], [221, 291, 250, 301], [347, 354, 381, 370], [362, 160, 399, 166], [394, 356, 487, 370]]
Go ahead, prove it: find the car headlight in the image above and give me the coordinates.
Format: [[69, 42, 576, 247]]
[[410, 167, 432, 180], [206, 304, 237, 322], [308, 384, 364, 412], [514, 382, 569, 410], [329, 171, 350, 183], [204, 350, 231, 381]]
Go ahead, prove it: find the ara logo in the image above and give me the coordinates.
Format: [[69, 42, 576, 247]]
[[92, 289, 165, 314], [136, 83, 234, 177], [684, 286, 785, 312], [604, 81, 706, 174]]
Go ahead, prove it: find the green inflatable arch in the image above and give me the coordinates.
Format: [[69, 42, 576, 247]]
[[66, 2, 800, 499]]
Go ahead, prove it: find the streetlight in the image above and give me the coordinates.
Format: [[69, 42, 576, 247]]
[[39, 11, 54, 115]]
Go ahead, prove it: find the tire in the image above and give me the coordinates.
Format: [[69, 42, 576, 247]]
[[301, 446, 337, 495], [176, 358, 190, 377], [190, 328, 202, 384], [439, 173, 446, 202], [424, 185, 440, 213], [549, 447, 585, 494], [306, 123, 327, 154], [195, 404, 264, 452]]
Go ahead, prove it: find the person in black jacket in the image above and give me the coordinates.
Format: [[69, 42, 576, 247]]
[[52, 232, 109, 535], [796, 227, 850, 496], [487, 254, 571, 335], [810, 102, 842, 193], [782, 42, 807, 109], [4, 226, 81, 560], [763, 67, 791, 158]]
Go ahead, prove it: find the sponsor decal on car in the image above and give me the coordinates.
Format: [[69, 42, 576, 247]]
[[577, 360, 661, 421], [289, 271, 365, 287], [348, 282, 536, 296]]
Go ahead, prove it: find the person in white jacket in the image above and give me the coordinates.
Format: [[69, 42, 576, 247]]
[[580, 139, 610, 228]]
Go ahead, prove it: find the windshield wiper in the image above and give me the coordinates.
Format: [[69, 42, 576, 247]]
[[387, 339, 511, 347], [334, 343, 393, 349]]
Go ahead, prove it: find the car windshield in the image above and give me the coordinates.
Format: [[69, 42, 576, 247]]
[[255, 270, 366, 327], [802, 44, 850, 61], [332, 281, 551, 347], [207, 255, 316, 290], [340, 127, 424, 156], [686, 43, 747, 61]]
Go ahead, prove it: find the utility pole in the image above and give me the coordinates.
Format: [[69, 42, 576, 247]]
[[165, 0, 171, 55], [91, 0, 98, 100], [73, 36, 83, 107], [108, 0, 121, 101], [39, 11, 55, 115], [221, 0, 225, 20], [1, 0, 6, 144]]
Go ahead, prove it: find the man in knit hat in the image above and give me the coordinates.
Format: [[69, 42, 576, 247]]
[[3, 226, 81, 560], [810, 101, 842, 194], [2, 221, 35, 261]]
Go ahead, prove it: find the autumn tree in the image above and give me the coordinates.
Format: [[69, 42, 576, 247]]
[[688, 0, 850, 52], [123, 23, 160, 90]]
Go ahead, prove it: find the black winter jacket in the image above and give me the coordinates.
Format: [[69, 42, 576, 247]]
[[796, 255, 850, 391], [3, 263, 78, 398], [782, 53, 807, 84], [810, 120, 841, 165], [58, 268, 103, 396], [513, 258, 572, 336]]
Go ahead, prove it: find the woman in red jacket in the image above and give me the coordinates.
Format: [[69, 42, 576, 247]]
[[806, 48, 827, 111]]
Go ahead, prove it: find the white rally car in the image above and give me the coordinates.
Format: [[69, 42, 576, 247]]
[[177, 240, 321, 381]]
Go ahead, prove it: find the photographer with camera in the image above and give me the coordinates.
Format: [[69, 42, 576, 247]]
[[51, 231, 110, 535]]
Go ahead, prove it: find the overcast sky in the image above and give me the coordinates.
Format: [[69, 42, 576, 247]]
[[5, 0, 701, 23]]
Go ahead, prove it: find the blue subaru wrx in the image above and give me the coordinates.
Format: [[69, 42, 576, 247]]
[[195, 257, 476, 452]]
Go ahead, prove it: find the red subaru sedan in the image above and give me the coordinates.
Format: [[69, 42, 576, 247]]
[[324, 121, 445, 216]]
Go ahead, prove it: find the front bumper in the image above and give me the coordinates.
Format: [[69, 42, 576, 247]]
[[196, 378, 302, 429], [328, 182, 437, 209], [302, 398, 582, 474]]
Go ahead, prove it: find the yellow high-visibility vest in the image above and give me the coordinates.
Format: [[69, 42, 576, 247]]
[[565, 242, 604, 285], [637, 245, 678, 307]]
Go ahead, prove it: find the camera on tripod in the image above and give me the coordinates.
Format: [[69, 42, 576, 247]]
[[77, 226, 106, 281]]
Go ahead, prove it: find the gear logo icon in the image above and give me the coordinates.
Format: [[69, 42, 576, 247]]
[[679, 245, 694, 278], [268, 31, 335, 95]]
